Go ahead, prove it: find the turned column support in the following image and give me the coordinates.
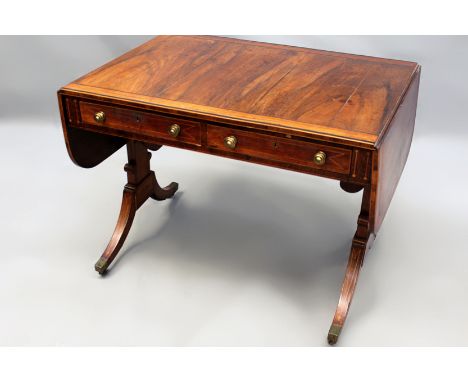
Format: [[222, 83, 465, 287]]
[[94, 141, 178, 274], [327, 184, 375, 345]]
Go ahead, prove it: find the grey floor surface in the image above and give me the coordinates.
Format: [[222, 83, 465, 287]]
[[1, 120, 467, 346]]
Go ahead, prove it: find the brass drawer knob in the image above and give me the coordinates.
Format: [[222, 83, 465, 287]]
[[168, 123, 181, 137], [313, 151, 326, 165], [224, 135, 237, 149], [94, 111, 106, 123]]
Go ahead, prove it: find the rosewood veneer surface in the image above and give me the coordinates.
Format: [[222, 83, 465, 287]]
[[58, 35, 421, 345]]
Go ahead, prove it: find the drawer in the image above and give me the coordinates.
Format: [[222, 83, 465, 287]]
[[207, 124, 352, 174], [79, 102, 201, 146]]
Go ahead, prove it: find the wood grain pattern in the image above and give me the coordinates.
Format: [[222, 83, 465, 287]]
[[61, 92, 370, 182], [328, 69, 419, 344], [80, 101, 202, 146], [95, 141, 178, 274], [58, 95, 125, 168], [61, 35, 419, 146], [206, 124, 352, 174], [57, 36, 421, 345], [328, 185, 374, 345], [374, 68, 421, 232]]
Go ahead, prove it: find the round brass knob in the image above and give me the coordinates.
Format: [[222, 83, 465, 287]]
[[94, 111, 106, 123], [224, 135, 237, 149], [168, 124, 181, 138], [313, 151, 326, 165]]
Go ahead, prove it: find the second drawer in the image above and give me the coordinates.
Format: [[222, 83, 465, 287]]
[[207, 124, 352, 174]]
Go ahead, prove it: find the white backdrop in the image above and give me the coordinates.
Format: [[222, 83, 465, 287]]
[[0, 36, 467, 345]]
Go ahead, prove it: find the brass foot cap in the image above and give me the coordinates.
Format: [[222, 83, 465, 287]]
[[95, 259, 108, 275], [327, 324, 342, 345]]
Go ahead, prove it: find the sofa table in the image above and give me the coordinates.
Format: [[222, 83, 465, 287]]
[[58, 35, 420, 344]]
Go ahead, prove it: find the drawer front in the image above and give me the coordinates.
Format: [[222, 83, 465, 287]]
[[207, 124, 352, 174], [80, 102, 201, 146]]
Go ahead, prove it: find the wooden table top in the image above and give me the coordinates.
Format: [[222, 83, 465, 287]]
[[58, 37, 422, 341], [63, 35, 420, 146]]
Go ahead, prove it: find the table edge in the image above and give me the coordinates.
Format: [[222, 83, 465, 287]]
[[59, 83, 379, 149]]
